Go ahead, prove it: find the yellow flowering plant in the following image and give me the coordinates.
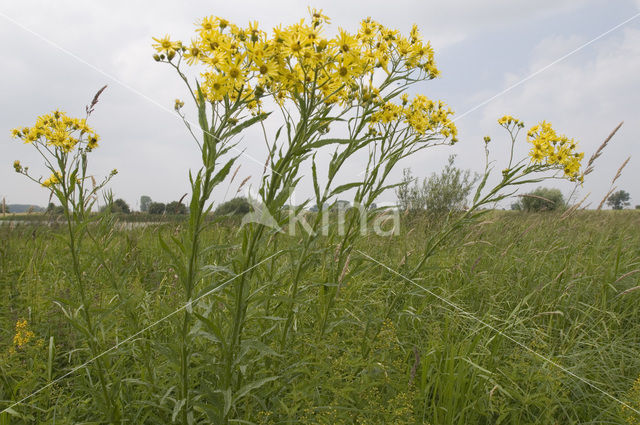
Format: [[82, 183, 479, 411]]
[[153, 9, 461, 424], [152, 10, 586, 424], [10, 88, 122, 422], [11, 88, 116, 218]]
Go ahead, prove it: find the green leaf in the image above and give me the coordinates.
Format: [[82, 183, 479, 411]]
[[331, 182, 363, 196], [234, 376, 279, 402], [308, 138, 354, 149], [221, 112, 271, 140], [172, 398, 186, 422]]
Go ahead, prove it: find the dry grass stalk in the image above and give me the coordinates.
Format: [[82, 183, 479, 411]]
[[613, 269, 640, 285], [617, 285, 640, 297], [560, 192, 590, 220], [597, 186, 617, 210], [338, 254, 351, 284], [263, 153, 271, 175], [236, 176, 251, 193], [584, 121, 623, 175], [611, 156, 630, 185], [86, 85, 108, 115], [229, 164, 241, 184]]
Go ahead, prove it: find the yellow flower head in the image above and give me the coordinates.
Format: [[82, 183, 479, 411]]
[[13, 319, 35, 349], [526, 121, 583, 180], [11, 111, 99, 153]]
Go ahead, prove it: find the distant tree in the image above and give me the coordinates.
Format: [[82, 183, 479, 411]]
[[422, 155, 477, 212], [396, 168, 419, 210], [140, 195, 152, 213], [148, 202, 166, 215], [330, 200, 351, 212], [607, 190, 631, 210], [113, 199, 131, 214], [101, 198, 131, 214], [166, 201, 187, 215], [396, 156, 477, 212], [214, 197, 252, 216], [46, 202, 64, 215], [515, 187, 565, 212]]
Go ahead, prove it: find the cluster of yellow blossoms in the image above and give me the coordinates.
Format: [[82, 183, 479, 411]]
[[527, 121, 583, 181], [369, 94, 457, 141], [42, 171, 63, 188], [11, 110, 99, 153], [152, 9, 448, 128], [370, 93, 458, 143], [12, 319, 35, 349], [497, 115, 583, 182], [498, 115, 523, 128]]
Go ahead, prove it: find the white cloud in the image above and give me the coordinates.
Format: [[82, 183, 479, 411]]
[[477, 27, 640, 205], [1, 0, 636, 207]]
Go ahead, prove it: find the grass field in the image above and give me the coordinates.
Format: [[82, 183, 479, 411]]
[[1, 210, 640, 424]]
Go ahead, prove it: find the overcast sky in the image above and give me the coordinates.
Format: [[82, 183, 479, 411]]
[[2, 0, 639, 210]]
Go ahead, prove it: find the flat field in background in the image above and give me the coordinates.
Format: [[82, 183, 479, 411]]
[[2, 210, 640, 424]]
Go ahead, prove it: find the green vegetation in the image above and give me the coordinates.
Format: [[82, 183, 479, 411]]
[[4, 10, 628, 425], [2, 211, 640, 423], [608, 190, 632, 210], [214, 197, 252, 216], [397, 155, 478, 212], [140, 195, 152, 213], [512, 187, 565, 212]]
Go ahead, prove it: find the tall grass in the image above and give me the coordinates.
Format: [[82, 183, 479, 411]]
[[2, 210, 640, 423]]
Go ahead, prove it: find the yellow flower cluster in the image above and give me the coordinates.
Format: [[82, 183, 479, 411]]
[[153, 9, 440, 109], [370, 95, 457, 142], [527, 121, 584, 181], [42, 171, 62, 188], [498, 115, 524, 127], [12, 319, 35, 349], [11, 110, 99, 153]]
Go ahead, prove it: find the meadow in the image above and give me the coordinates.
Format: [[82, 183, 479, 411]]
[[4, 10, 638, 424], [2, 210, 640, 424]]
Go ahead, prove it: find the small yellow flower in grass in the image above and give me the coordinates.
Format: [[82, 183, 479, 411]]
[[13, 319, 35, 349], [174, 99, 185, 111], [13, 160, 22, 172]]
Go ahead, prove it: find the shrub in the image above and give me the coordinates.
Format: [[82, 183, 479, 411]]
[[166, 201, 187, 215], [396, 155, 477, 212], [113, 198, 131, 214], [214, 197, 252, 216], [515, 187, 565, 212], [148, 202, 166, 215], [140, 195, 152, 212], [46, 202, 64, 215], [607, 190, 631, 210]]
